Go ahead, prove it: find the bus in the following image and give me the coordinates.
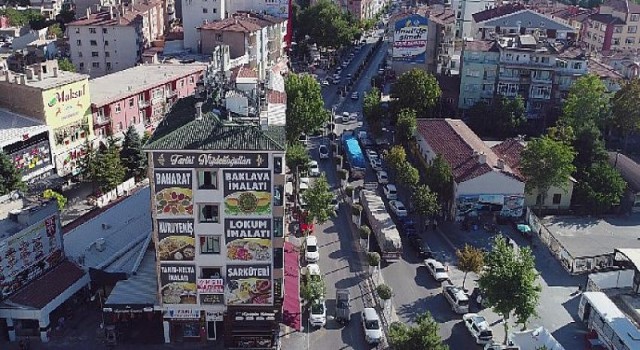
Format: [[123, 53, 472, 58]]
[[578, 292, 640, 350]]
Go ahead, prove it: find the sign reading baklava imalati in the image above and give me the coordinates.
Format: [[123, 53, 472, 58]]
[[153, 152, 268, 169]]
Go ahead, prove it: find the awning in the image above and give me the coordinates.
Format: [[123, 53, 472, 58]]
[[104, 249, 158, 311]]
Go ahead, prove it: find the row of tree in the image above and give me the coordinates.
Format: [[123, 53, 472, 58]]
[[293, 0, 360, 49]]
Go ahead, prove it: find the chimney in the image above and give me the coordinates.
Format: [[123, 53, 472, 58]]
[[109, 6, 114, 19], [20, 74, 26, 85], [497, 158, 505, 169], [478, 152, 487, 164], [3, 71, 9, 82], [86, 8, 91, 19], [195, 101, 203, 120], [37, 69, 42, 81], [25, 68, 34, 80], [53, 67, 59, 77]]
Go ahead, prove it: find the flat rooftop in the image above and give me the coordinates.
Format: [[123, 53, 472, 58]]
[[89, 63, 207, 106], [2, 70, 89, 90], [0, 108, 47, 148], [542, 216, 640, 258], [0, 198, 27, 240]]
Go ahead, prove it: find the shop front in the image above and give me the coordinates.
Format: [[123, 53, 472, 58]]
[[163, 308, 203, 342], [224, 307, 281, 350]]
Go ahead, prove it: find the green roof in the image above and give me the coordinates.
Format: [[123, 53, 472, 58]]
[[144, 96, 286, 152]]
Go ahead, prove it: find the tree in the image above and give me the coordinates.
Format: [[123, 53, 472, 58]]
[[384, 146, 406, 175], [376, 284, 392, 300], [47, 23, 63, 38], [301, 270, 325, 301], [367, 251, 380, 267], [120, 126, 147, 179], [297, 0, 359, 48], [412, 184, 440, 230], [285, 73, 329, 143], [57, 58, 76, 72], [425, 154, 453, 205], [302, 175, 334, 224], [94, 138, 126, 192], [456, 245, 484, 289], [396, 161, 419, 189], [78, 139, 98, 182], [388, 312, 449, 350], [573, 163, 626, 215], [43, 189, 67, 210], [286, 142, 311, 175], [0, 152, 26, 195], [611, 78, 640, 151], [363, 87, 384, 136], [396, 108, 417, 145], [468, 96, 526, 139], [560, 74, 610, 131], [479, 236, 541, 341], [391, 68, 441, 118], [520, 136, 576, 212], [571, 123, 607, 172]]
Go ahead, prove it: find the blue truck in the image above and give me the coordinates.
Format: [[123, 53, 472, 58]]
[[342, 133, 366, 179]]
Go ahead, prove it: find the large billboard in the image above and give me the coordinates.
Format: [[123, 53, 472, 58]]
[[223, 170, 272, 216], [226, 265, 273, 305], [157, 218, 195, 261], [224, 218, 272, 262], [153, 170, 194, 217], [393, 14, 428, 64], [160, 263, 197, 305]]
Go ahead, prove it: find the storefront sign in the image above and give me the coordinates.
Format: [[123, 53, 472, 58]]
[[160, 264, 197, 305], [7, 138, 53, 180], [224, 219, 272, 262], [393, 14, 429, 63], [163, 308, 201, 319], [197, 279, 224, 293], [153, 152, 268, 169], [206, 311, 224, 321], [201, 294, 225, 305], [226, 265, 273, 306], [154, 170, 193, 216], [223, 171, 272, 216], [232, 310, 278, 321], [157, 219, 195, 261]]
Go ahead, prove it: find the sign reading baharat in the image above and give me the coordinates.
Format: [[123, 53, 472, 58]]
[[157, 219, 195, 261], [223, 171, 272, 216], [160, 263, 197, 305], [153, 152, 268, 169], [224, 219, 272, 262], [226, 265, 273, 305], [154, 170, 193, 216]]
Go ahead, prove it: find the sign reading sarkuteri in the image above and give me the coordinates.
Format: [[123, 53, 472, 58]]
[[393, 14, 429, 64]]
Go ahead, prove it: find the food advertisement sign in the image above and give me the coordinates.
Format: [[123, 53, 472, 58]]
[[153, 152, 268, 169], [154, 170, 193, 216], [226, 265, 273, 305], [225, 219, 272, 262], [160, 264, 197, 305], [8, 138, 53, 180], [157, 219, 195, 261], [197, 278, 224, 293], [393, 14, 428, 64], [41, 80, 92, 126], [223, 171, 272, 216]]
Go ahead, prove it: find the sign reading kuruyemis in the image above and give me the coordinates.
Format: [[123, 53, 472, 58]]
[[393, 14, 429, 64], [226, 265, 273, 305], [223, 170, 272, 216]]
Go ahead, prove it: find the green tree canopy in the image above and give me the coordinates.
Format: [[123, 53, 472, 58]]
[[43, 189, 67, 210], [412, 184, 439, 227], [384, 145, 406, 175], [468, 96, 526, 139], [560, 74, 610, 131], [391, 68, 441, 118], [0, 152, 26, 195], [520, 136, 576, 211], [571, 123, 608, 172], [285, 73, 329, 143], [0, 8, 44, 27], [120, 126, 147, 180], [301, 175, 334, 224], [396, 161, 419, 189], [479, 236, 541, 341], [363, 87, 384, 136], [286, 142, 311, 174], [611, 78, 640, 151], [425, 154, 453, 205], [296, 0, 359, 48], [573, 163, 626, 215], [94, 138, 126, 192], [388, 312, 449, 350], [396, 108, 417, 145], [456, 244, 484, 289], [47, 23, 63, 38], [57, 58, 76, 72]]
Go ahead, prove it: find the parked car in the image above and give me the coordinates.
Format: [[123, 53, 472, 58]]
[[370, 158, 383, 171], [424, 258, 449, 282], [321, 80, 330, 86], [341, 112, 350, 123], [443, 285, 470, 314], [309, 160, 320, 177], [358, 130, 368, 142], [330, 198, 339, 211], [484, 343, 520, 350], [318, 144, 330, 159], [299, 177, 310, 192], [342, 61, 349, 68], [309, 299, 327, 327], [377, 170, 389, 184], [383, 184, 397, 200], [299, 133, 308, 145], [463, 313, 494, 344], [362, 308, 383, 344], [349, 112, 359, 121], [398, 218, 416, 236], [332, 74, 341, 84], [351, 91, 359, 100], [365, 149, 379, 161], [305, 235, 319, 263], [335, 289, 351, 324], [389, 200, 408, 217], [408, 235, 433, 259]]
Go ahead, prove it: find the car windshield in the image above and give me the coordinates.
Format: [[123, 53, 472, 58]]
[[311, 303, 324, 314], [459, 299, 469, 307], [480, 330, 493, 338], [397, 204, 405, 210], [337, 300, 349, 309], [435, 267, 446, 274], [307, 245, 317, 253], [365, 320, 380, 330]]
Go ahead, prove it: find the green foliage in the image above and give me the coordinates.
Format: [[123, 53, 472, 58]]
[[574, 163, 626, 215], [301, 175, 334, 225], [388, 312, 449, 350], [345, 185, 354, 198], [611, 78, 640, 151], [43, 189, 67, 210], [301, 270, 325, 301], [456, 245, 484, 289], [0, 152, 26, 195], [120, 126, 147, 180], [479, 236, 541, 341], [520, 136, 576, 210], [376, 283, 393, 300], [285, 73, 329, 143], [424, 154, 453, 205], [351, 203, 362, 216], [412, 184, 440, 220], [286, 142, 311, 173], [396, 161, 419, 189], [359, 225, 371, 239], [47, 23, 62, 38], [384, 146, 406, 175], [78, 139, 98, 181], [547, 124, 575, 145], [572, 123, 608, 172], [391, 68, 441, 118], [296, 0, 359, 48], [560, 74, 610, 131], [94, 138, 126, 192], [0, 8, 45, 27], [396, 108, 417, 145], [57, 58, 76, 72], [468, 96, 526, 139], [367, 251, 380, 267]]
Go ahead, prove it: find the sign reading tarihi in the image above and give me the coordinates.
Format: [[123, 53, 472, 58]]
[[153, 152, 268, 169], [41, 78, 93, 128]]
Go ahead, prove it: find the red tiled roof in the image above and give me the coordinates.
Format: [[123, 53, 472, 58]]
[[472, 3, 526, 23], [491, 138, 525, 178], [230, 65, 258, 82], [416, 119, 524, 183], [7, 261, 86, 309], [69, 1, 162, 27], [268, 89, 286, 104]]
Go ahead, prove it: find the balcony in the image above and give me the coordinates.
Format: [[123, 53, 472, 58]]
[[94, 116, 110, 126], [166, 89, 178, 98], [229, 54, 249, 69], [138, 100, 150, 109]]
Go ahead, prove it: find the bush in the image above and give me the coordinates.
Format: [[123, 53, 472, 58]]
[[367, 251, 380, 267], [345, 185, 354, 197], [376, 283, 393, 300], [351, 203, 362, 216], [359, 225, 371, 239]]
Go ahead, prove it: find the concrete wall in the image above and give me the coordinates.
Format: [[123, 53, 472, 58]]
[[181, 0, 226, 51], [524, 181, 574, 210], [0, 80, 45, 120], [68, 25, 140, 77], [457, 171, 525, 197], [586, 270, 635, 292], [200, 29, 247, 60]]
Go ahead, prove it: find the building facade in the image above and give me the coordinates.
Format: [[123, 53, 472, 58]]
[[452, 0, 496, 39], [67, 1, 165, 77], [0, 60, 94, 177], [583, 0, 640, 53], [144, 95, 286, 346]]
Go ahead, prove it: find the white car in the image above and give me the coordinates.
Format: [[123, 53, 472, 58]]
[[309, 299, 327, 327], [365, 149, 379, 161], [309, 160, 320, 177], [484, 344, 519, 350], [424, 258, 449, 282], [341, 61, 349, 68], [321, 80, 330, 86], [330, 198, 339, 211], [463, 313, 494, 345], [342, 112, 350, 123], [362, 308, 383, 344], [377, 170, 388, 184], [383, 184, 397, 200], [305, 236, 319, 263], [332, 74, 341, 83], [370, 158, 382, 171], [299, 177, 310, 191], [349, 112, 359, 121], [389, 200, 407, 217], [318, 144, 330, 159]]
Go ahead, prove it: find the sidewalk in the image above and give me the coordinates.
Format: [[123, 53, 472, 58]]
[[282, 241, 301, 332]]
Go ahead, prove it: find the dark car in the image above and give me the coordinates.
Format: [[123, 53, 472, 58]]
[[398, 218, 417, 236], [335, 289, 351, 324], [408, 235, 433, 259]]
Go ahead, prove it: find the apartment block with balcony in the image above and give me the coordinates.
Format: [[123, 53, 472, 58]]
[[452, 0, 496, 39], [89, 63, 207, 144], [198, 12, 287, 80], [458, 39, 500, 109], [472, 7, 577, 42], [583, 0, 640, 53], [67, 1, 165, 77]]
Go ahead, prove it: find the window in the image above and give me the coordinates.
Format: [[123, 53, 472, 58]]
[[200, 236, 221, 254], [76, 39, 82, 46], [78, 51, 83, 57], [104, 40, 109, 46], [197, 170, 218, 189], [180, 79, 185, 87], [213, 8, 217, 13], [89, 28, 96, 34], [536, 194, 543, 205], [613, 37, 621, 45], [152, 88, 163, 99], [92, 62, 100, 68], [106, 62, 112, 70], [216, 34, 222, 41], [90, 40, 97, 46], [105, 51, 110, 57], [115, 103, 121, 113], [632, 14, 640, 22], [614, 26, 623, 33], [103, 28, 108, 34], [628, 26, 637, 33], [552, 194, 562, 204], [118, 122, 123, 131], [79, 62, 85, 69], [129, 98, 134, 107], [189, 76, 195, 84], [132, 116, 136, 124], [274, 217, 284, 237], [572, 62, 583, 70], [273, 248, 283, 269], [626, 37, 635, 44], [199, 204, 219, 223], [203, 8, 208, 13], [92, 51, 99, 57], [201, 267, 221, 278]]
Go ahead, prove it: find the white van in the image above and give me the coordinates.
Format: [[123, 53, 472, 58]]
[[443, 285, 470, 314]]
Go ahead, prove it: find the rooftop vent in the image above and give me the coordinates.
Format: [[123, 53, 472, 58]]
[[95, 238, 106, 252]]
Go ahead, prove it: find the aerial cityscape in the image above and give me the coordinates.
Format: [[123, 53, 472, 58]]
[[1, 0, 640, 349]]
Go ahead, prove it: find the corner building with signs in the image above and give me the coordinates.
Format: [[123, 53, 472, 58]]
[[144, 96, 286, 348]]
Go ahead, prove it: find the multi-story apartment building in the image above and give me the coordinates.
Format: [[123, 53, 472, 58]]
[[198, 12, 287, 80], [89, 63, 207, 143], [67, 1, 165, 77], [452, 0, 496, 39], [0, 60, 94, 176], [583, 0, 640, 53], [143, 94, 286, 346]]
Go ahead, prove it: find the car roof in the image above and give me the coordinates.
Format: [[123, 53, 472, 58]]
[[363, 308, 379, 320], [385, 184, 397, 190], [446, 286, 469, 300], [307, 263, 321, 275], [378, 170, 387, 175], [425, 259, 443, 268], [336, 289, 350, 298], [306, 235, 318, 245]]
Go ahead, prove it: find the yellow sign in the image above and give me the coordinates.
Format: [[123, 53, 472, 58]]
[[41, 79, 93, 131]]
